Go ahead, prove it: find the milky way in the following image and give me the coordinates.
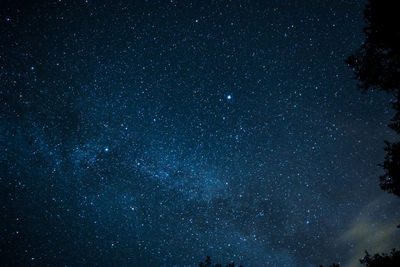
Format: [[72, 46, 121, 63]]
[[1, 0, 400, 266]]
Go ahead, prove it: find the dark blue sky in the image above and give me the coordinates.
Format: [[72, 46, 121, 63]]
[[1, 0, 399, 266]]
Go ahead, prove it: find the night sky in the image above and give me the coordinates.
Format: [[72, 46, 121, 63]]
[[1, 0, 400, 266]]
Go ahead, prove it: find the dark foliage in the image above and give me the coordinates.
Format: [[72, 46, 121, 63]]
[[380, 141, 400, 197], [360, 249, 400, 267], [347, 0, 400, 198], [345, 0, 400, 93], [198, 256, 242, 267], [346, 0, 400, 266]]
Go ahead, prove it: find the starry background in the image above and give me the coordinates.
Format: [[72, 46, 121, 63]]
[[1, 0, 400, 266]]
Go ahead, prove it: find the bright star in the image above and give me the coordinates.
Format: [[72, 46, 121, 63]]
[[227, 94, 232, 100]]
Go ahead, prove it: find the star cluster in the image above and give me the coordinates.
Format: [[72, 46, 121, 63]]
[[1, 0, 400, 266]]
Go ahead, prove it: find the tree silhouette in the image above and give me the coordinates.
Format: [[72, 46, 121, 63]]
[[346, 0, 400, 93], [198, 256, 242, 267], [360, 249, 400, 267], [346, 0, 400, 266], [346, 0, 400, 199]]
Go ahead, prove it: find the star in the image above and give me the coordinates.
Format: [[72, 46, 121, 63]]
[[2, 1, 398, 266]]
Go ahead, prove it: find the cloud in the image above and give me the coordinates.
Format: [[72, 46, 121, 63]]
[[338, 194, 400, 267]]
